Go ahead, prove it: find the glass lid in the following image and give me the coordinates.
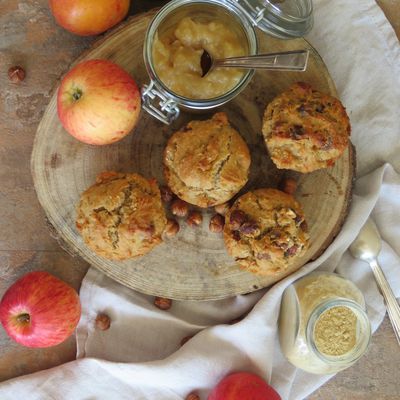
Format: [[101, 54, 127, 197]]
[[232, 0, 313, 39]]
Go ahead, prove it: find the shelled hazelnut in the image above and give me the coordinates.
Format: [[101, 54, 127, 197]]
[[185, 393, 200, 400], [8, 66, 25, 83], [187, 211, 203, 227], [160, 185, 174, 203], [229, 210, 246, 230], [209, 214, 224, 233], [164, 218, 180, 237], [154, 297, 172, 310], [280, 177, 297, 195], [214, 202, 230, 216], [95, 313, 111, 331], [171, 198, 189, 218]]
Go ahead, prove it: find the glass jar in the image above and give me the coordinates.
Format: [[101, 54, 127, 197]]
[[142, 0, 313, 124], [278, 272, 371, 374]]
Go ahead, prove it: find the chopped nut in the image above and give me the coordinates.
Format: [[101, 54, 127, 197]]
[[95, 313, 111, 331], [291, 124, 305, 139], [180, 335, 194, 346], [160, 185, 174, 203], [284, 244, 299, 257], [214, 202, 230, 216], [256, 252, 271, 260], [187, 211, 203, 227], [232, 230, 241, 241], [229, 209, 246, 230], [300, 220, 308, 231], [239, 221, 260, 237], [280, 177, 297, 195], [154, 297, 172, 310], [171, 198, 189, 218], [209, 214, 224, 233], [8, 66, 25, 83], [185, 393, 200, 400], [164, 218, 180, 237]]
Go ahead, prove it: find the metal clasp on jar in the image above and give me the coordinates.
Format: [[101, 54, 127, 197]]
[[141, 80, 180, 125]]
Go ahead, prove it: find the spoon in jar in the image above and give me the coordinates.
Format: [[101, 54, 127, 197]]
[[349, 218, 400, 345], [200, 49, 309, 77]]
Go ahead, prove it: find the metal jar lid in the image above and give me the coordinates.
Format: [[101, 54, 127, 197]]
[[231, 0, 313, 39]]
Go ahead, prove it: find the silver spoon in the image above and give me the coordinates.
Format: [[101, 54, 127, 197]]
[[349, 218, 400, 345], [200, 49, 309, 77]]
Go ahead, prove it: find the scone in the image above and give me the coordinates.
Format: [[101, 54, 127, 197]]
[[76, 171, 167, 260], [163, 112, 251, 207], [262, 82, 351, 173], [223, 188, 309, 275]]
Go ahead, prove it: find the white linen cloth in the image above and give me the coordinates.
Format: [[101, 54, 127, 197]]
[[1, 0, 400, 399]]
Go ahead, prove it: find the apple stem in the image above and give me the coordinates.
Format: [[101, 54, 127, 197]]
[[17, 313, 30, 324]]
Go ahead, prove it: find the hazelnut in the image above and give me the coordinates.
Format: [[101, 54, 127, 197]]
[[164, 218, 180, 237], [160, 185, 174, 203], [300, 220, 308, 231], [186, 393, 200, 400], [280, 177, 297, 195], [214, 202, 230, 216], [154, 297, 172, 310], [256, 252, 271, 260], [95, 313, 111, 331], [209, 214, 224, 233], [180, 335, 194, 346], [8, 66, 25, 83], [229, 210, 246, 230], [171, 198, 189, 218], [239, 221, 260, 237], [232, 230, 241, 242], [284, 244, 299, 257], [187, 211, 203, 227]]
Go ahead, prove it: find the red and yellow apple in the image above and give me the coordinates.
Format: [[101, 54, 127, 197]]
[[208, 372, 281, 400], [0, 271, 81, 348], [57, 59, 141, 145], [49, 0, 130, 36]]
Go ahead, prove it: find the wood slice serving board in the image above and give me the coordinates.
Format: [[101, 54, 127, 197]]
[[31, 10, 354, 300]]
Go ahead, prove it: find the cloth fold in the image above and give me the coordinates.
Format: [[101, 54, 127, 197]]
[[1, 0, 399, 399]]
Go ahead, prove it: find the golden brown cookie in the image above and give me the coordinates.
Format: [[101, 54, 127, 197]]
[[223, 188, 309, 275], [163, 112, 251, 207], [262, 82, 351, 173], [76, 171, 167, 260]]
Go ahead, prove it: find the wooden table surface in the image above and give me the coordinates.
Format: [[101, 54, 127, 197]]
[[0, 1, 399, 398]]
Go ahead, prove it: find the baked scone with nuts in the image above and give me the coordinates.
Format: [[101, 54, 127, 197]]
[[262, 82, 351, 173], [76, 171, 167, 260], [223, 188, 309, 275], [164, 112, 251, 207]]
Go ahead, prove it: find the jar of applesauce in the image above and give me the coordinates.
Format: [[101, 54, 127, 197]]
[[142, 0, 313, 124], [278, 272, 371, 374]]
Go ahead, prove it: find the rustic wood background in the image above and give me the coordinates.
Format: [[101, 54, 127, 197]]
[[0, 0, 399, 398]]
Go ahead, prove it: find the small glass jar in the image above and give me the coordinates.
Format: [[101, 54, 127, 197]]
[[278, 272, 371, 374], [142, 0, 313, 124]]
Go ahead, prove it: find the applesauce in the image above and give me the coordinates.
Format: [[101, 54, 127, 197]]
[[152, 17, 247, 99]]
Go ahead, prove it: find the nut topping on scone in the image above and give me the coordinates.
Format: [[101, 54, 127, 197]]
[[224, 188, 309, 275]]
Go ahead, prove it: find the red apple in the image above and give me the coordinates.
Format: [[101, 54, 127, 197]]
[[208, 372, 281, 400], [49, 0, 130, 36], [57, 59, 141, 145], [0, 271, 81, 348]]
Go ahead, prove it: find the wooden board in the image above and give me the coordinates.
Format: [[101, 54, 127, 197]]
[[31, 10, 354, 300]]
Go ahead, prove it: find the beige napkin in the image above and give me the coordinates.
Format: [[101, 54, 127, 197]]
[[0, 0, 399, 399]]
